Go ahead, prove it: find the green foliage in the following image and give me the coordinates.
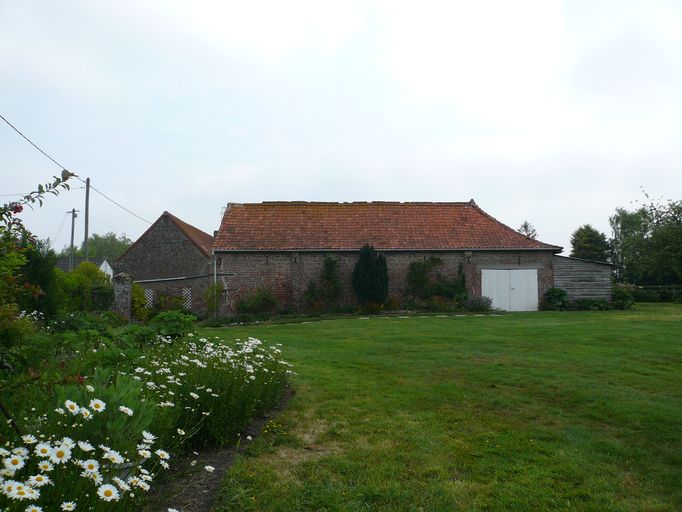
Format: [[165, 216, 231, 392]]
[[610, 197, 682, 285], [543, 287, 569, 311], [304, 255, 342, 312], [131, 283, 150, 321], [612, 285, 635, 310], [352, 245, 389, 305], [118, 323, 158, 347], [570, 224, 610, 262], [407, 257, 443, 299], [17, 238, 59, 316], [59, 231, 132, 260], [205, 282, 225, 316], [572, 298, 612, 311], [236, 288, 279, 315], [56, 262, 113, 311], [460, 295, 493, 312], [407, 258, 467, 306], [149, 310, 196, 339], [0, 304, 38, 355]]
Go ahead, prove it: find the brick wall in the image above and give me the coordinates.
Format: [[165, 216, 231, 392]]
[[114, 215, 212, 315], [215, 249, 556, 312]]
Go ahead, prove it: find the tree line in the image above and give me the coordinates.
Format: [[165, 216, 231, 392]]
[[521, 196, 681, 286]]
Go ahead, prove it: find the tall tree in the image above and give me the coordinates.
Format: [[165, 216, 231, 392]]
[[60, 232, 132, 260], [352, 245, 389, 304], [570, 224, 610, 262], [609, 207, 650, 283], [609, 198, 682, 285], [517, 221, 538, 239]]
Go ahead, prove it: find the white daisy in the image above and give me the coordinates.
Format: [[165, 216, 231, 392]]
[[61, 501, 77, 510], [21, 434, 37, 444], [64, 400, 80, 415], [80, 459, 99, 474], [118, 406, 133, 416], [77, 441, 94, 452], [37, 461, 54, 472], [204, 465, 215, 472], [28, 473, 51, 487], [49, 446, 71, 464], [34, 444, 52, 458], [155, 449, 170, 460], [97, 483, 120, 501], [89, 399, 106, 413]]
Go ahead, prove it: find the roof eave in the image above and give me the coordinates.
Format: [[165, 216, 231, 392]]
[[213, 246, 562, 253]]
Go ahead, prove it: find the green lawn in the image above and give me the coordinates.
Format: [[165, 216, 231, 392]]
[[206, 304, 682, 511]]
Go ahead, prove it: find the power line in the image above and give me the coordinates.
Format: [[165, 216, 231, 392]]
[[0, 113, 67, 169], [0, 113, 152, 225], [87, 182, 151, 224]]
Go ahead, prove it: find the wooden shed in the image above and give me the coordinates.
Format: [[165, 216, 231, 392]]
[[553, 255, 614, 301]]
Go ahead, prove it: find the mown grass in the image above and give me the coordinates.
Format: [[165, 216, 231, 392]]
[[207, 304, 682, 511]]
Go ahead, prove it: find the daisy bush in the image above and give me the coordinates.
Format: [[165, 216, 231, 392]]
[[0, 390, 167, 511], [125, 334, 292, 450], [0, 318, 291, 510]]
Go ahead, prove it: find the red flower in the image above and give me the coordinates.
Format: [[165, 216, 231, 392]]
[[11, 204, 23, 214]]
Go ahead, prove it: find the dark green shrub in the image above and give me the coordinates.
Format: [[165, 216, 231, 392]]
[[131, 283, 151, 321], [632, 288, 662, 302], [118, 323, 158, 347], [56, 262, 113, 311], [407, 259, 467, 304], [360, 302, 384, 315], [461, 295, 493, 312], [304, 256, 344, 312], [572, 299, 612, 311], [205, 282, 225, 316], [149, 310, 196, 339], [543, 287, 569, 311], [352, 245, 389, 305], [612, 286, 634, 310], [236, 288, 279, 315], [384, 296, 402, 311], [49, 311, 113, 335], [407, 258, 443, 299]]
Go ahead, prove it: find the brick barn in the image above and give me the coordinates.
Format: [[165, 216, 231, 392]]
[[213, 201, 566, 312], [114, 211, 214, 314]]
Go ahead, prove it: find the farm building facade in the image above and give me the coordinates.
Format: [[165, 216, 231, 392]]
[[114, 201, 614, 315], [114, 211, 214, 314], [213, 201, 563, 313]]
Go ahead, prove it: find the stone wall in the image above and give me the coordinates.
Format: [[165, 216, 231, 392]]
[[215, 249, 556, 313], [114, 215, 212, 315]]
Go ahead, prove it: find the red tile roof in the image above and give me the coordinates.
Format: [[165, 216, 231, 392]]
[[214, 201, 561, 252]]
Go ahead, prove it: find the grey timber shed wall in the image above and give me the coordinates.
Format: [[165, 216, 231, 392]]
[[553, 256, 613, 301]]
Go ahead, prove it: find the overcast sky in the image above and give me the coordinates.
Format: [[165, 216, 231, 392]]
[[2, 0, 681, 254]]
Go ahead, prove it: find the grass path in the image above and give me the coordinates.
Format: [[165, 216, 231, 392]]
[[204, 304, 682, 511]]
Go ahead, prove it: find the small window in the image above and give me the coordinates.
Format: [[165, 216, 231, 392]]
[[182, 288, 192, 310], [144, 289, 154, 308]]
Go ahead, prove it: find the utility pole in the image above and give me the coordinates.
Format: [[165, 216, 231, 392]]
[[68, 208, 79, 272], [84, 177, 90, 261]]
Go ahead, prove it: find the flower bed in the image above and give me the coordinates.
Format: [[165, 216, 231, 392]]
[[0, 322, 291, 511]]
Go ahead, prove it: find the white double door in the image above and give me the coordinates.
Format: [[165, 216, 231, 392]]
[[481, 269, 538, 311]]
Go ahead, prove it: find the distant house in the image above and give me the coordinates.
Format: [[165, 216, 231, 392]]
[[113, 211, 214, 314], [212, 201, 565, 312], [56, 257, 114, 278]]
